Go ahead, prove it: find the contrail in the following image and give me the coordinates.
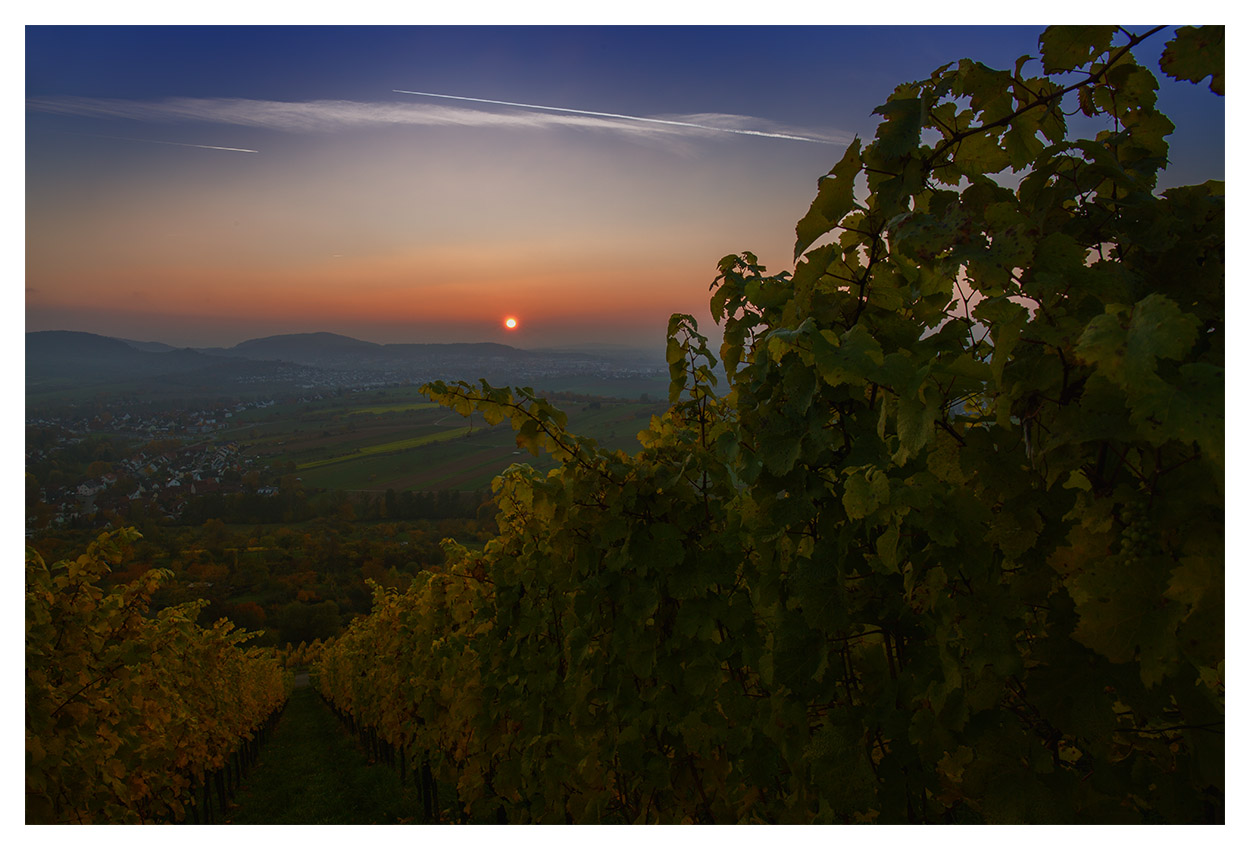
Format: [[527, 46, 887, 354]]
[[57, 130, 258, 153], [392, 89, 837, 144]]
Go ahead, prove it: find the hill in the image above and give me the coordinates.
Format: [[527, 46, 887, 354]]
[[25, 330, 666, 407], [26, 331, 216, 380]]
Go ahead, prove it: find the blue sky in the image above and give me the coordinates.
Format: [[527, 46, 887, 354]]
[[23, 22, 1226, 349]]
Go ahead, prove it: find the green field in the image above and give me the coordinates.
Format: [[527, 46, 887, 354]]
[[295, 427, 472, 470], [320, 402, 441, 417], [230, 388, 667, 492]]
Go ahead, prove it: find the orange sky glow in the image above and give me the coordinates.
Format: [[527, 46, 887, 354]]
[[25, 25, 1224, 351]]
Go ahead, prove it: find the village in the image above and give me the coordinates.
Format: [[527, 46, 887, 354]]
[[25, 398, 285, 531]]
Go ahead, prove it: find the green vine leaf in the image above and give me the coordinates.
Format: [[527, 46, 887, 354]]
[[1160, 26, 1225, 95], [795, 138, 863, 260], [1038, 25, 1117, 74]]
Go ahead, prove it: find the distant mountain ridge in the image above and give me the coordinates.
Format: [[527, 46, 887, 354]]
[[26, 331, 216, 379], [111, 338, 179, 353], [26, 330, 659, 400], [224, 332, 384, 361], [196, 331, 608, 370], [29, 329, 590, 362]]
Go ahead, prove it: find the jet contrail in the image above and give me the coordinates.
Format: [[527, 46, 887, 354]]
[[141, 139, 259, 153], [392, 89, 837, 144], [58, 130, 258, 153]]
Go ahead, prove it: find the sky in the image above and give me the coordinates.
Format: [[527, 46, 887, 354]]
[[24, 21, 1226, 351]]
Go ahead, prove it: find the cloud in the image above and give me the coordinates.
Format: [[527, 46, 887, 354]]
[[26, 95, 850, 146], [391, 89, 847, 145]]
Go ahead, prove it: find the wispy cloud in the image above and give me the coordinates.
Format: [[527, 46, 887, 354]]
[[57, 130, 258, 153], [391, 90, 842, 144], [27, 95, 848, 146]]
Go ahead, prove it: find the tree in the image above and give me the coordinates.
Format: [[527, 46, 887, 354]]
[[275, 600, 341, 645]]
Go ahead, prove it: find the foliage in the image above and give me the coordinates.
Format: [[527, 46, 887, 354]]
[[25, 528, 291, 823], [315, 25, 1222, 823], [275, 600, 342, 645], [279, 638, 326, 670]]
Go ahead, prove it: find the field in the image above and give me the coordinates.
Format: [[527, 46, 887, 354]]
[[225, 385, 669, 492], [295, 427, 474, 470]]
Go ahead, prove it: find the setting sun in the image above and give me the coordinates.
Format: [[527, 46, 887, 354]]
[[504, 316, 518, 330]]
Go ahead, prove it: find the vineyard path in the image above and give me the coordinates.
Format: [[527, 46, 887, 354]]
[[225, 674, 422, 824]]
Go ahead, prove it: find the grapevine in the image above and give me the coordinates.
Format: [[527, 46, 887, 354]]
[[26, 528, 291, 823], [315, 25, 1222, 823]]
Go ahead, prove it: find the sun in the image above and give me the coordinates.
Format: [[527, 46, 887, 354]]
[[503, 316, 518, 330]]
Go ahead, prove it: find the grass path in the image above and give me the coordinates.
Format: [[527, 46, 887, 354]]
[[226, 679, 421, 824]]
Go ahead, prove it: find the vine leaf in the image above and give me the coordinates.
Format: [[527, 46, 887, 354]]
[[1038, 25, 1117, 74], [871, 96, 924, 160], [1160, 26, 1225, 95], [794, 138, 862, 260]]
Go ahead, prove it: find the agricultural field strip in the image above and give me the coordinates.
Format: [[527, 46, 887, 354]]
[[295, 427, 473, 470], [296, 434, 529, 490], [231, 408, 478, 442], [247, 422, 451, 454], [317, 402, 441, 416], [380, 448, 556, 492], [231, 399, 660, 489], [234, 416, 474, 456]]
